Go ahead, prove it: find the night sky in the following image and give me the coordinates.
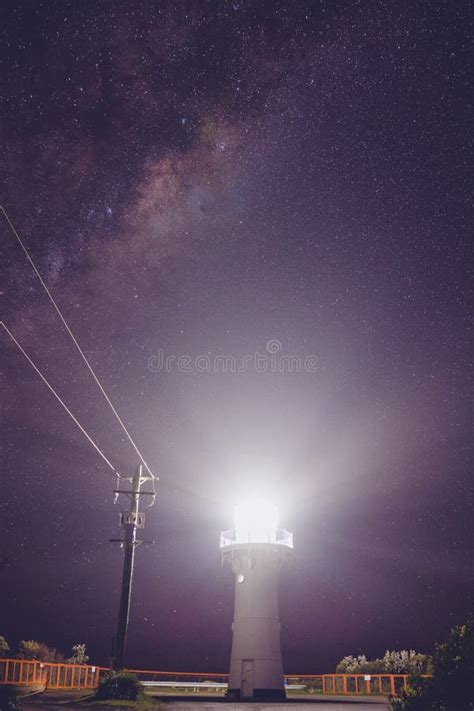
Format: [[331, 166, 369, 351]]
[[1, 1, 472, 674]]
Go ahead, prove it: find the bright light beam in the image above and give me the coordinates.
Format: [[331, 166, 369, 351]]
[[234, 499, 278, 543]]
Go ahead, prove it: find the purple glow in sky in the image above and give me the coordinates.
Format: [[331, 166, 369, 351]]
[[0, 0, 472, 673]]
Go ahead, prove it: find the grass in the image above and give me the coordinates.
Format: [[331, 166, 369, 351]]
[[142, 687, 225, 696], [88, 698, 159, 711]]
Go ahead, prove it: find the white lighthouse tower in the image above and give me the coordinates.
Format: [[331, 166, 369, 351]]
[[220, 499, 293, 701]]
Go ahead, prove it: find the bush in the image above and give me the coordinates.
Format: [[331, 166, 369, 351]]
[[65, 643, 89, 665], [336, 654, 370, 673], [0, 637, 10, 659], [16, 640, 61, 663], [96, 671, 143, 701], [391, 676, 436, 711], [0, 687, 20, 711], [382, 650, 432, 675], [392, 616, 474, 711], [336, 650, 432, 675]]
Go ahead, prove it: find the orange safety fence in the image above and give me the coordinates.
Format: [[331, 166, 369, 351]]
[[0, 659, 430, 696], [0, 659, 100, 689], [286, 673, 412, 695]]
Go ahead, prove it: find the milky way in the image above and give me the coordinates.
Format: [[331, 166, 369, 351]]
[[0, 1, 472, 672]]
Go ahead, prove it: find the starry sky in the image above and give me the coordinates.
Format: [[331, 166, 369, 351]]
[[0, 0, 472, 674]]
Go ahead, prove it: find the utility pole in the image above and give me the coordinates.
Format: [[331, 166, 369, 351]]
[[111, 464, 155, 670]]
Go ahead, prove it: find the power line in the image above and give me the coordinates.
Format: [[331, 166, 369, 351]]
[[1, 320, 118, 475], [1, 206, 157, 484]]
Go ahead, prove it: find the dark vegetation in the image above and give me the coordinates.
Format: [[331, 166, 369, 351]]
[[0, 638, 88, 664], [95, 671, 143, 702], [0, 687, 19, 711], [336, 649, 432, 675], [391, 617, 474, 710]]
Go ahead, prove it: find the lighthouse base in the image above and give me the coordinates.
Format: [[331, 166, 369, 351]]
[[226, 688, 287, 701]]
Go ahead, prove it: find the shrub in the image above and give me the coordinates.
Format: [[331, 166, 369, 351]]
[[392, 616, 474, 711], [391, 675, 437, 711], [336, 654, 370, 673], [96, 671, 143, 701], [16, 640, 61, 662], [336, 650, 432, 675], [65, 643, 89, 665], [0, 687, 20, 711], [0, 637, 10, 659], [383, 650, 432, 675]]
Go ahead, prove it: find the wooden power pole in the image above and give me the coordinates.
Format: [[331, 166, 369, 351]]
[[111, 464, 155, 669]]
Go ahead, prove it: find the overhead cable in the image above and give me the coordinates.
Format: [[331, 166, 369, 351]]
[[1, 206, 156, 483], [1, 320, 118, 476]]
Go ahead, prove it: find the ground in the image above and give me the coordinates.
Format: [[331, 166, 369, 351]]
[[156, 701, 391, 710], [20, 692, 392, 711]]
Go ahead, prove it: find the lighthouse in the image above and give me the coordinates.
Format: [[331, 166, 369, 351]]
[[220, 499, 293, 701]]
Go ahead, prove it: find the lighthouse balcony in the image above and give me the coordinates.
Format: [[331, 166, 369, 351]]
[[220, 528, 293, 549]]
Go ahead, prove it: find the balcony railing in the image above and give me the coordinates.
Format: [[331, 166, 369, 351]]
[[220, 527, 293, 549]]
